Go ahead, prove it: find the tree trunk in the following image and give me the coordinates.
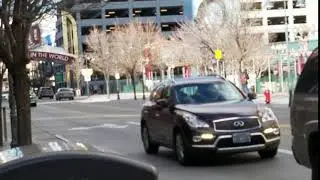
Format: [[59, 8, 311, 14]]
[[104, 73, 110, 98], [166, 68, 171, 79], [160, 69, 165, 81], [130, 72, 137, 100], [0, 73, 3, 146], [11, 66, 32, 146], [238, 61, 243, 90], [8, 73, 18, 147]]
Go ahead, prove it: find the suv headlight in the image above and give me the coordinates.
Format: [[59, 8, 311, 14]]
[[175, 110, 209, 128], [258, 107, 278, 123]]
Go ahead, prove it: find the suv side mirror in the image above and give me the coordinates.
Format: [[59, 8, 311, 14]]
[[247, 92, 257, 100], [156, 99, 169, 107]]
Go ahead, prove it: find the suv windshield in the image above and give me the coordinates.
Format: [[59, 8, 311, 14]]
[[174, 81, 245, 104]]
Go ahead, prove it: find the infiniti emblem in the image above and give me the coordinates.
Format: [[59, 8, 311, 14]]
[[233, 121, 245, 127]]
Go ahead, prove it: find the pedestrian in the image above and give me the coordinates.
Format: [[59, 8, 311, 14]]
[[241, 69, 250, 95]]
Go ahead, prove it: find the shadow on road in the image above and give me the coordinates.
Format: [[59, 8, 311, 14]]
[[131, 149, 276, 167]]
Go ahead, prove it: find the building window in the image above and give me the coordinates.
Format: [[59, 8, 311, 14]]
[[80, 10, 102, 19], [161, 23, 180, 32], [294, 16, 307, 24], [160, 6, 183, 16], [266, 1, 288, 10], [241, 2, 262, 11], [133, 7, 156, 17], [81, 26, 94, 36], [244, 18, 263, 26], [293, 0, 306, 8], [269, 32, 286, 43], [267, 16, 288, 25], [105, 9, 129, 18]]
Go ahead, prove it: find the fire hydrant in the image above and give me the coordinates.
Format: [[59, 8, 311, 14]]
[[264, 90, 271, 104]]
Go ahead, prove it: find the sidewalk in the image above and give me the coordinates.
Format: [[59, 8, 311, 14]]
[[75, 92, 150, 103], [255, 93, 289, 105], [0, 123, 64, 151]]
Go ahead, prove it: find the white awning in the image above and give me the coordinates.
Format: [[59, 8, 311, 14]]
[[30, 45, 76, 58]]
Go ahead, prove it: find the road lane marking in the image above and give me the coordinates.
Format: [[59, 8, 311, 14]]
[[55, 134, 70, 143], [127, 121, 140, 126], [68, 123, 129, 131], [91, 145, 124, 156], [278, 148, 293, 155], [32, 114, 140, 121]]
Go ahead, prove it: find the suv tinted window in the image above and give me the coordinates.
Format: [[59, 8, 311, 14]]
[[295, 51, 318, 94]]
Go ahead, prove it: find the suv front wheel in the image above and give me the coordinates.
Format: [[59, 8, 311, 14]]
[[258, 147, 278, 159], [174, 132, 193, 165]]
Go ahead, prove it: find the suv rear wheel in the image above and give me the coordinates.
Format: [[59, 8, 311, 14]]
[[258, 147, 278, 159], [141, 123, 159, 154]]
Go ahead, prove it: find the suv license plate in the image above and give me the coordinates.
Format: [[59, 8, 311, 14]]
[[232, 133, 251, 144]]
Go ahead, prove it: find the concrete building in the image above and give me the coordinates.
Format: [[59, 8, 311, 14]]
[[54, 0, 317, 93], [56, 0, 186, 54]]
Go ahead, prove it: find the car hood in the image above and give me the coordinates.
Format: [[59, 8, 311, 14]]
[[175, 100, 259, 120]]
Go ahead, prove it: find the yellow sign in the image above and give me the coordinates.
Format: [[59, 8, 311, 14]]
[[214, 49, 223, 60]]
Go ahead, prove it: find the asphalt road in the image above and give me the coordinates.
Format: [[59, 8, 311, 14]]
[[28, 98, 310, 180]]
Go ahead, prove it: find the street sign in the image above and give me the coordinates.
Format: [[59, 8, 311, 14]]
[[81, 68, 93, 82], [214, 49, 223, 60], [115, 73, 120, 80]]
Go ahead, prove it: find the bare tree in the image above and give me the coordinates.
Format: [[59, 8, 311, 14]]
[[71, 56, 84, 94], [85, 27, 115, 97], [112, 21, 161, 100], [178, 0, 267, 87], [0, 0, 65, 145]]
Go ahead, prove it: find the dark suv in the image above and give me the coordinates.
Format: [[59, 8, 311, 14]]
[[140, 76, 281, 165], [38, 87, 54, 99], [290, 47, 318, 180]]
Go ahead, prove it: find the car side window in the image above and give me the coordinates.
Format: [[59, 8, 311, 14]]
[[295, 53, 318, 94]]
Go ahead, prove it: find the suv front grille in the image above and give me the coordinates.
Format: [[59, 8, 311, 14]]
[[213, 117, 260, 131]]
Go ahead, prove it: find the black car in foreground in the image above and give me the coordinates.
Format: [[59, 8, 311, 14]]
[[0, 141, 157, 180], [290, 47, 318, 180], [140, 76, 281, 165]]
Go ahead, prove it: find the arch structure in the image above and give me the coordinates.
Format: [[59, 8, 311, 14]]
[[28, 45, 76, 64]]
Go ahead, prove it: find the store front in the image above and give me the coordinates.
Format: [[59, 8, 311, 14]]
[[28, 45, 76, 91]]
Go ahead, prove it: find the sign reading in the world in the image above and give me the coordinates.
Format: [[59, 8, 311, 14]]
[[28, 51, 75, 64]]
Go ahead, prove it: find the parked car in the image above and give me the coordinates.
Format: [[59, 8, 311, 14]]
[[140, 76, 281, 165], [38, 87, 54, 99], [290, 47, 318, 180], [55, 88, 75, 101], [30, 89, 37, 107]]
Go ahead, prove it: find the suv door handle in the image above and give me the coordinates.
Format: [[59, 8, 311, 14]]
[[155, 113, 160, 117]]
